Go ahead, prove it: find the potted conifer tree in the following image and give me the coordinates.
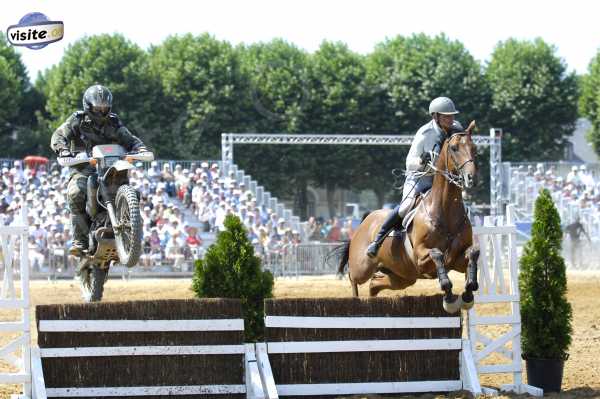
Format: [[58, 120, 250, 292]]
[[519, 188, 573, 393]]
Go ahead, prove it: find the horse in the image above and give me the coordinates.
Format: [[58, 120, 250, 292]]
[[337, 121, 480, 313]]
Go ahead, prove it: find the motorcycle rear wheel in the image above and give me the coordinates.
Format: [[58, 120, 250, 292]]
[[80, 265, 108, 302], [114, 185, 143, 267]]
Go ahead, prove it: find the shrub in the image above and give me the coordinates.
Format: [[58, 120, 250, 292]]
[[192, 214, 273, 342]]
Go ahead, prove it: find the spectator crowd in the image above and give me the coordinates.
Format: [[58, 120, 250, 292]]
[[0, 158, 308, 274], [511, 163, 600, 218]]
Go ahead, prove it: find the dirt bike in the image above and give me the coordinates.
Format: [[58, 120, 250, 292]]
[[58, 144, 154, 302]]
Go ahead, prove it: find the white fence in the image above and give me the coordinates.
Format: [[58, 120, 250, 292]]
[[470, 208, 540, 395], [0, 206, 31, 398]]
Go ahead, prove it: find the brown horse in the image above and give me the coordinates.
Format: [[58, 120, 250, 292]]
[[337, 121, 480, 313]]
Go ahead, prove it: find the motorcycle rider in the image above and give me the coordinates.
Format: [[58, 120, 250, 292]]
[[50, 85, 148, 256]]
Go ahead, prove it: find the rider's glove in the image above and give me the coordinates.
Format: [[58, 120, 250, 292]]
[[420, 151, 431, 166], [59, 149, 73, 158]]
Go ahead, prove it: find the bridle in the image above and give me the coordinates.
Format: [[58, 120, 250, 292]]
[[428, 132, 475, 189]]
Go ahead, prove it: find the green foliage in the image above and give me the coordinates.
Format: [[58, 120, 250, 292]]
[[305, 42, 370, 213], [149, 34, 248, 158], [0, 36, 47, 157], [192, 215, 273, 341], [236, 40, 313, 216], [1, 32, 585, 210], [486, 38, 579, 161], [519, 189, 572, 360], [366, 33, 489, 132], [44, 34, 154, 124], [579, 51, 600, 154]]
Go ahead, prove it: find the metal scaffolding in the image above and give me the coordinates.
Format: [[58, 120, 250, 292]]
[[222, 130, 503, 215]]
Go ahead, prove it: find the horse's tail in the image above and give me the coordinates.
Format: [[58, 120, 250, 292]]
[[337, 240, 351, 274], [325, 240, 351, 275], [333, 211, 372, 275]]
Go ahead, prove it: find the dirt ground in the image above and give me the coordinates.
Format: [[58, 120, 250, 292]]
[[1, 273, 599, 398]]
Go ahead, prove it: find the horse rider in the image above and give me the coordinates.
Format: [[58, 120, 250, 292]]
[[366, 97, 464, 258], [50, 85, 148, 257]]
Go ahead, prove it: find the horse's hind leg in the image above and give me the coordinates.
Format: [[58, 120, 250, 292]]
[[368, 271, 415, 297], [430, 248, 461, 313]]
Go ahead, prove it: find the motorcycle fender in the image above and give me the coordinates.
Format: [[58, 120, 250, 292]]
[[113, 160, 135, 172], [103, 161, 133, 180]]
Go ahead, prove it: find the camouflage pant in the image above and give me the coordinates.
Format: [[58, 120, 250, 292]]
[[67, 172, 91, 245]]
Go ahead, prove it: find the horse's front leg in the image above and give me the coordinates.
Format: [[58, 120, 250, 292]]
[[429, 248, 461, 313], [460, 245, 480, 310]]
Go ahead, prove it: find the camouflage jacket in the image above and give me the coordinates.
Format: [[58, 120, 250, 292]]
[[50, 111, 145, 175]]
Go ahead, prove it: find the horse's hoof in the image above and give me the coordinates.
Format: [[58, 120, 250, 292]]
[[461, 292, 475, 310], [443, 295, 462, 314], [462, 290, 474, 304], [461, 299, 475, 310], [466, 281, 479, 292]]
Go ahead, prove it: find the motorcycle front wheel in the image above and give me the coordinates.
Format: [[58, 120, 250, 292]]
[[114, 185, 143, 267]]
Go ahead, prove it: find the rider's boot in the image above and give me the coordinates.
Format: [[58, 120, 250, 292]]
[[69, 214, 90, 257], [366, 205, 403, 258]]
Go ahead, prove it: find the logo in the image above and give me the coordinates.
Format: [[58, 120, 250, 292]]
[[6, 12, 63, 50]]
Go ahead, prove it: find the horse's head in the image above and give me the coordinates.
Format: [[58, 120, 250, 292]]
[[444, 120, 477, 189]]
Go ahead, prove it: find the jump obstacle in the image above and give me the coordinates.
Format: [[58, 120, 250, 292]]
[[1, 204, 543, 397]]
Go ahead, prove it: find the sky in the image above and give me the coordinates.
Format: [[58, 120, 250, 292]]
[[2, 0, 600, 81]]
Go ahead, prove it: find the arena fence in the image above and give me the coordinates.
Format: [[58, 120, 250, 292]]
[[262, 242, 341, 277]]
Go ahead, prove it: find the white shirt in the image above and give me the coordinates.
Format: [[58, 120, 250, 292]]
[[405, 120, 447, 174]]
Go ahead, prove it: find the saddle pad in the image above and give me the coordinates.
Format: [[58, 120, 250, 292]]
[[402, 207, 418, 230], [387, 228, 414, 261]]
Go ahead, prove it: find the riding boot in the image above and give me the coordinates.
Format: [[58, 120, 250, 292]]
[[70, 214, 90, 257], [366, 206, 403, 258]]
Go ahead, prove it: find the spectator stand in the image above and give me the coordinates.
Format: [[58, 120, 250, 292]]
[[505, 161, 600, 271]]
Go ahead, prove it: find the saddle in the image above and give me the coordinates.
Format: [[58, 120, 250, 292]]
[[399, 191, 429, 232], [380, 193, 422, 264]]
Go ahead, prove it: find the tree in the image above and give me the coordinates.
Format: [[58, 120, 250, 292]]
[[149, 34, 248, 158], [486, 38, 578, 161], [519, 188, 572, 360], [363, 33, 489, 205], [304, 41, 369, 216], [42, 34, 160, 150], [236, 40, 313, 217], [0, 36, 44, 157], [192, 215, 273, 341], [579, 51, 600, 154]]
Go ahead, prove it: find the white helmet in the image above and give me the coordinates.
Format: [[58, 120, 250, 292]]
[[429, 97, 459, 115]]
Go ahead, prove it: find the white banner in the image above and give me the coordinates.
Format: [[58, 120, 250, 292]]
[[6, 22, 64, 46]]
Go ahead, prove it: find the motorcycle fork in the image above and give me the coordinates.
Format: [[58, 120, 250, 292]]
[[98, 177, 120, 230]]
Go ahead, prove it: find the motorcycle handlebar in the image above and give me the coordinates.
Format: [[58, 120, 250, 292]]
[[57, 151, 155, 166]]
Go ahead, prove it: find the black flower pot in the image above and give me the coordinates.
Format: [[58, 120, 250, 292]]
[[526, 357, 565, 393]]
